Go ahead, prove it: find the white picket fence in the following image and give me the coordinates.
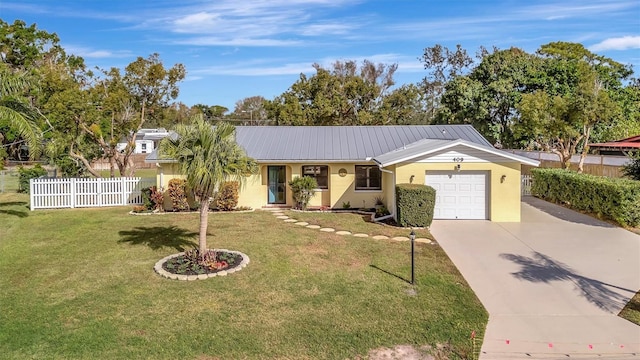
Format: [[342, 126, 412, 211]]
[[30, 177, 155, 210], [521, 175, 533, 196]]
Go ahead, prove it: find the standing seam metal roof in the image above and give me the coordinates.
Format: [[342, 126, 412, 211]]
[[233, 125, 493, 161]]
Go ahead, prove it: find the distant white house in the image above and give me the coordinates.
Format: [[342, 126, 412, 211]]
[[116, 128, 172, 154]]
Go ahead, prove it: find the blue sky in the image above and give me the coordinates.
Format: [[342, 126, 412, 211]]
[[2, 0, 639, 112]]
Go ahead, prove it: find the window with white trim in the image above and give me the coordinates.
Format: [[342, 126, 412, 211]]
[[355, 165, 381, 190], [302, 165, 328, 189]]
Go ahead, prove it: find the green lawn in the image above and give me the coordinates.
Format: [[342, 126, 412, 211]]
[[0, 192, 487, 360], [0, 170, 20, 193], [620, 292, 640, 326]]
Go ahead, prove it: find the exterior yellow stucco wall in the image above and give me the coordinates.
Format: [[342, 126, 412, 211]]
[[394, 161, 522, 222], [156, 160, 523, 221], [157, 162, 390, 210]]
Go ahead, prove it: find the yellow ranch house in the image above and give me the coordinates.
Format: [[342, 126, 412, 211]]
[[146, 125, 539, 222]]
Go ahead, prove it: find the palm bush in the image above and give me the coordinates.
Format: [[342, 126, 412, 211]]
[[289, 176, 317, 210], [160, 115, 258, 255]]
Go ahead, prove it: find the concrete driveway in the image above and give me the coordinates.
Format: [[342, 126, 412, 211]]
[[430, 197, 640, 359]]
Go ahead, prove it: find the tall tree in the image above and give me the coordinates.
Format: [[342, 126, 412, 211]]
[[516, 65, 618, 169], [376, 84, 427, 124], [264, 60, 398, 125], [592, 79, 640, 142], [435, 47, 543, 146], [0, 19, 64, 69], [529, 42, 628, 170], [42, 54, 186, 177], [419, 44, 475, 122], [40, 61, 103, 177], [123, 53, 186, 129], [192, 104, 229, 122], [232, 96, 267, 125], [159, 115, 257, 254]]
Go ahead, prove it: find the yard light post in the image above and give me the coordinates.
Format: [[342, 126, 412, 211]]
[[410, 229, 415, 285]]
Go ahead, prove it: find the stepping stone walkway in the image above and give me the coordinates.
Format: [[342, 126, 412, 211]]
[[391, 236, 410, 241], [266, 210, 434, 245]]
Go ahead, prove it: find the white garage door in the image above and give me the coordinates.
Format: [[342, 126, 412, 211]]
[[425, 171, 488, 220]]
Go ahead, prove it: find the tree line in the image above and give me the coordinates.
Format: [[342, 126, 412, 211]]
[[1, 19, 638, 177]]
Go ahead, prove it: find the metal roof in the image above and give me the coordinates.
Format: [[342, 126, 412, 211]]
[[373, 138, 540, 167], [589, 134, 640, 151], [233, 125, 492, 162]]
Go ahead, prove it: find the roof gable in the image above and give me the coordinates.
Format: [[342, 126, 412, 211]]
[[373, 139, 540, 167]]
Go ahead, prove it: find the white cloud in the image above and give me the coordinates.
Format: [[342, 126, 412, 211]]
[[192, 53, 423, 77], [173, 12, 221, 33], [300, 22, 357, 36], [522, 1, 637, 20], [194, 61, 314, 76], [64, 45, 132, 59], [590, 36, 640, 51], [178, 37, 302, 47]]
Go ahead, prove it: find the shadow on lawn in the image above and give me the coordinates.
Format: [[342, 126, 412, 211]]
[[0, 201, 28, 218], [370, 264, 411, 284], [119, 226, 197, 251], [500, 251, 635, 313]]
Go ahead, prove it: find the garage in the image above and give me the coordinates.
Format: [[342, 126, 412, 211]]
[[425, 171, 488, 220]]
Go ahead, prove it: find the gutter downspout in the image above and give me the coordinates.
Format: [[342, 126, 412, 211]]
[[375, 160, 396, 221]]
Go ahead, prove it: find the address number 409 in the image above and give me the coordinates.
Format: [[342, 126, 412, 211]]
[[453, 157, 464, 162]]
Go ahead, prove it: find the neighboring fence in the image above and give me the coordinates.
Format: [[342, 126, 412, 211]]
[[521, 175, 533, 196], [29, 177, 155, 210], [506, 150, 629, 178], [0, 170, 18, 193], [91, 154, 156, 170]]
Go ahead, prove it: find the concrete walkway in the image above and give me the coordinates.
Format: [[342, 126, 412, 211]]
[[430, 197, 640, 359]]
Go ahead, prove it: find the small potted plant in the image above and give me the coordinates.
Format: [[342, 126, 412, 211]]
[[374, 196, 385, 210]]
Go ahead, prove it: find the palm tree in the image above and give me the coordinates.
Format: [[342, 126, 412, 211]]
[[0, 64, 41, 159], [160, 114, 258, 255]]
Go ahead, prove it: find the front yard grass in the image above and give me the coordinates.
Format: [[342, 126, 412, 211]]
[[619, 292, 640, 326], [0, 192, 486, 360]]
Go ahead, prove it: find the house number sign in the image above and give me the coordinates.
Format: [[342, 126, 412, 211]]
[[453, 157, 464, 162]]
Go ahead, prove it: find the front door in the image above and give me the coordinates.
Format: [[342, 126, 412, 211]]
[[268, 166, 286, 204]]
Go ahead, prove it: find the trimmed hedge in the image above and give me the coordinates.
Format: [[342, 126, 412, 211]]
[[396, 184, 436, 227], [531, 168, 640, 227]]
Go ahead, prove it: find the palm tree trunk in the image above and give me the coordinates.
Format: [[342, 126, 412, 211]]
[[198, 198, 210, 255]]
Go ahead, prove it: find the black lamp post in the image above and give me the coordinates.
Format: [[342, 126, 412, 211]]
[[410, 229, 416, 285]]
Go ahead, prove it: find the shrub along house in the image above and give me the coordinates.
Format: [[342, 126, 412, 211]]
[[146, 125, 539, 222]]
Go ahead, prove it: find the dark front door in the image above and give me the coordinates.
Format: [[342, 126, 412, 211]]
[[268, 166, 286, 204]]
